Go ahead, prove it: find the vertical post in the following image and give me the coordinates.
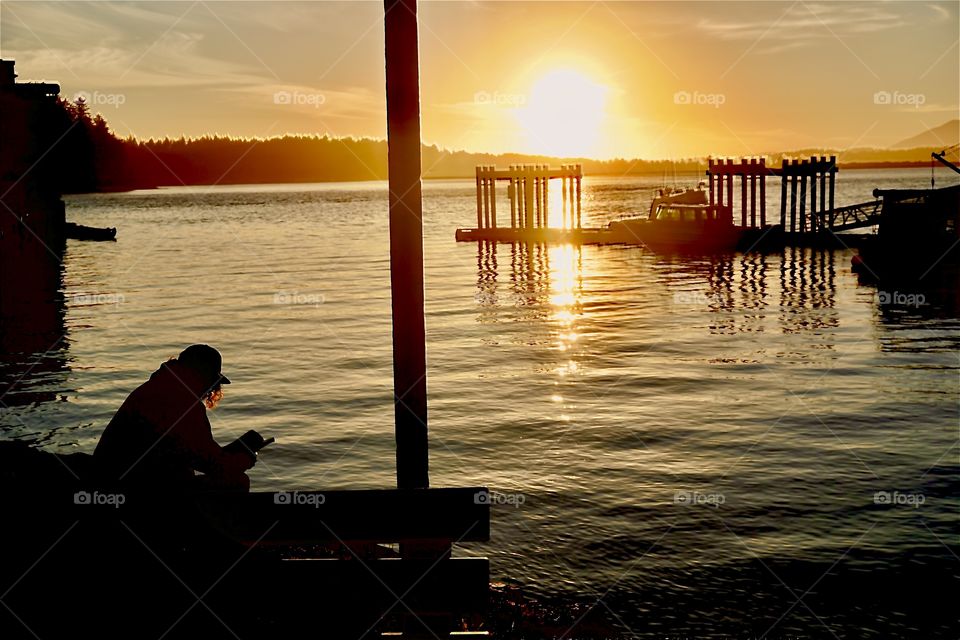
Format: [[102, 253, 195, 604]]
[[780, 159, 788, 229], [726, 159, 734, 215], [384, 0, 428, 489], [509, 173, 517, 229], [819, 158, 826, 227], [525, 166, 534, 228], [482, 175, 490, 229], [576, 165, 582, 228], [828, 155, 836, 226], [543, 170, 549, 228], [490, 173, 497, 228], [707, 158, 717, 207], [799, 162, 808, 233], [534, 172, 541, 228], [789, 164, 798, 234], [749, 158, 757, 228], [740, 164, 747, 228], [760, 157, 767, 227], [809, 157, 817, 233], [475, 166, 482, 229], [562, 169, 568, 229]]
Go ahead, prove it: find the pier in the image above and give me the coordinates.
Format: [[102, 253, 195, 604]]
[[456, 156, 888, 251]]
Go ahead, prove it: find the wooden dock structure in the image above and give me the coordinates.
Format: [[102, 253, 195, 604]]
[[475, 164, 582, 230], [457, 155, 887, 252]]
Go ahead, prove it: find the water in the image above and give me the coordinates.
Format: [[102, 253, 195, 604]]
[[2, 168, 958, 637]]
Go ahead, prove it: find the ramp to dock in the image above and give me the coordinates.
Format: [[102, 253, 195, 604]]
[[817, 199, 883, 232]]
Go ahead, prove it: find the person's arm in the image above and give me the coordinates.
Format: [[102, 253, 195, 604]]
[[176, 404, 255, 477]]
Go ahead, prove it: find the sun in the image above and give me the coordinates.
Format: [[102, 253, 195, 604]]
[[515, 69, 608, 158]]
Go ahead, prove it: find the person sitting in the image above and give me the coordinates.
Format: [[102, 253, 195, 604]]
[[94, 344, 257, 492]]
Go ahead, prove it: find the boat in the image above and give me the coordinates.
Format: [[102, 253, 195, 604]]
[[606, 183, 742, 252], [65, 221, 117, 241]]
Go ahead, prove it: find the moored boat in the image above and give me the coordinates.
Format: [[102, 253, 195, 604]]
[[606, 185, 742, 252]]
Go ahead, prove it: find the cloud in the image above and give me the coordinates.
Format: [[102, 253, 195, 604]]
[[696, 3, 906, 46]]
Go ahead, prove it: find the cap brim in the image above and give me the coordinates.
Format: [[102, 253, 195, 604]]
[[218, 374, 231, 385]]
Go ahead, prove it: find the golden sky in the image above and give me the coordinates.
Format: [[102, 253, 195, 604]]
[[2, 1, 957, 159]]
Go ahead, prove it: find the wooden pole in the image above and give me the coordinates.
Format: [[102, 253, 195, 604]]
[[509, 173, 517, 228], [709, 159, 716, 207], [809, 158, 818, 233], [525, 167, 534, 228], [749, 158, 757, 228], [384, 0, 428, 489], [726, 159, 734, 215], [543, 171, 549, 227], [534, 173, 541, 228], [819, 158, 826, 227], [562, 171, 568, 229], [482, 177, 490, 229], [490, 174, 497, 228], [576, 165, 582, 228], [799, 163, 808, 233], [740, 167, 747, 228], [759, 157, 767, 227], [830, 156, 837, 225], [475, 167, 482, 229], [789, 165, 798, 234], [780, 159, 787, 229]]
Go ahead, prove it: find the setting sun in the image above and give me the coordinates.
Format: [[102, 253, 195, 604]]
[[515, 69, 608, 158]]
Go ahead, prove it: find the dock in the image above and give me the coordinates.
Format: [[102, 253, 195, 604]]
[[456, 157, 886, 251]]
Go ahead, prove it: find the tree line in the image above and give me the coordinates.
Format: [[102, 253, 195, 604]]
[[49, 97, 940, 194]]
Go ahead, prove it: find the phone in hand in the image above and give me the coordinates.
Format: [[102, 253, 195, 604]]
[[226, 430, 275, 456]]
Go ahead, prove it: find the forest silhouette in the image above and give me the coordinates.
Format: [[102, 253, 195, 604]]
[[52, 97, 945, 194]]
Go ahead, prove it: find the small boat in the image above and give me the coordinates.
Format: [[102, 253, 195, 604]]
[[65, 222, 117, 241], [606, 184, 742, 252]]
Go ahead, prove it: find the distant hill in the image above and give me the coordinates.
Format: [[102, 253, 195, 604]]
[[892, 119, 959, 150]]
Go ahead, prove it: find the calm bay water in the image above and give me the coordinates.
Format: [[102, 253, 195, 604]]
[[2, 168, 958, 637]]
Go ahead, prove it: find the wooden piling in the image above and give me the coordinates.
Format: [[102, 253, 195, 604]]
[[576, 165, 582, 228], [475, 167, 483, 229], [799, 161, 808, 233], [789, 166, 798, 234], [780, 159, 788, 229], [809, 157, 817, 233], [749, 158, 757, 228], [384, 0, 428, 489], [490, 174, 497, 228], [726, 159, 734, 213], [740, 167, 747, 228], [828, 155, 836, 226], [759, 158, 767, 227]]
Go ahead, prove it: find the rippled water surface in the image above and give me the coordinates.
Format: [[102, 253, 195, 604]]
[[2, 168, 958, 637]]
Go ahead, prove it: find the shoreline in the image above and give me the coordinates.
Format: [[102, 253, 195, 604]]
[[64, 163, 944, 196]]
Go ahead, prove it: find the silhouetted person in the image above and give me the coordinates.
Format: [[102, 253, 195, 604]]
[[95, 344, 257, 492]]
